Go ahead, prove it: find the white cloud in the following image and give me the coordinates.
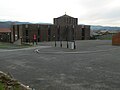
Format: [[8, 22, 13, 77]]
[[0, 0, 120, 26]]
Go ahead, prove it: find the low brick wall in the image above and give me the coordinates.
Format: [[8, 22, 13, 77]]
[[112, 32, 120, 45]]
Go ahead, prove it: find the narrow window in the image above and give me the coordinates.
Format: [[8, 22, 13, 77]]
[[48, 26, 51, 41]]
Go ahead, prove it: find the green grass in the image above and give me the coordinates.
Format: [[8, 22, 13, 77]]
[[100, 37, 112, 40], [0, 82, 20, 90], [0, 82, 5, 90], [0, 43, 12, 49], [0, 42, 32, 49], [0, 71, 28, 90], [14, 85, 20, 90]]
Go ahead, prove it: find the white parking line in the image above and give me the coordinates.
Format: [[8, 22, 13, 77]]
[[34, 47, 120, 54], [0, 46, 51, 52]]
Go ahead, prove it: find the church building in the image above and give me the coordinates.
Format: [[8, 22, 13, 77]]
[[11, 14, 90, 43]]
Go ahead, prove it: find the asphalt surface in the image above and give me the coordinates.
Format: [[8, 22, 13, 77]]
[[0, 40, 120, 90]]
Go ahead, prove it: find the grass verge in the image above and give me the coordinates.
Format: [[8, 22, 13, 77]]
[[0, 42, 32, 49]]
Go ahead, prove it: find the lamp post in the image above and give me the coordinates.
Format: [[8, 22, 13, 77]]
[[20, 36, 22, 45], [60, 39, 62, 47], [57, 25, 62, 48], [66, 26, 69, 48], [74, 40, 76, 49], [60, 32, 62, 47], [73, 25, 76, 49], [67, 37, 68, 48], [53, 35, 56, 47]]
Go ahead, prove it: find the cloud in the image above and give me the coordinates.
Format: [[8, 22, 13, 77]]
[[0, 0, 120, 26], [77, 0, 120, 26]]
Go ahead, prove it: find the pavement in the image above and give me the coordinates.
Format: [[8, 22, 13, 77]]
[[0, 40, 120, 90]]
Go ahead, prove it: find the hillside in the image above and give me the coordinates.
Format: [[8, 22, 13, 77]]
[[1, 21, 120, 31], [0, 21, 31, 28], [0, 22, 12, 28], [91, 25, 120, 31]]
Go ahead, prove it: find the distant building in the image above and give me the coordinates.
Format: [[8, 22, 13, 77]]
[[91, 30, 119, 40], [11, 14, 90, 43], [0, 28, 11, 42]]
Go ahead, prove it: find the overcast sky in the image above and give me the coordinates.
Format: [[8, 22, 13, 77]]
[[0, 0, 120, 26]]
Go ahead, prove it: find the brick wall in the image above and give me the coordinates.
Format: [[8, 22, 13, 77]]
[[11, 24, 90, 43], [112, 32, 120, 45]]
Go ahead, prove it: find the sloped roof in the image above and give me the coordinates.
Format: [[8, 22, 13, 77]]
[[0, 28, 11, 32], [57, 14, 75, 18]]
